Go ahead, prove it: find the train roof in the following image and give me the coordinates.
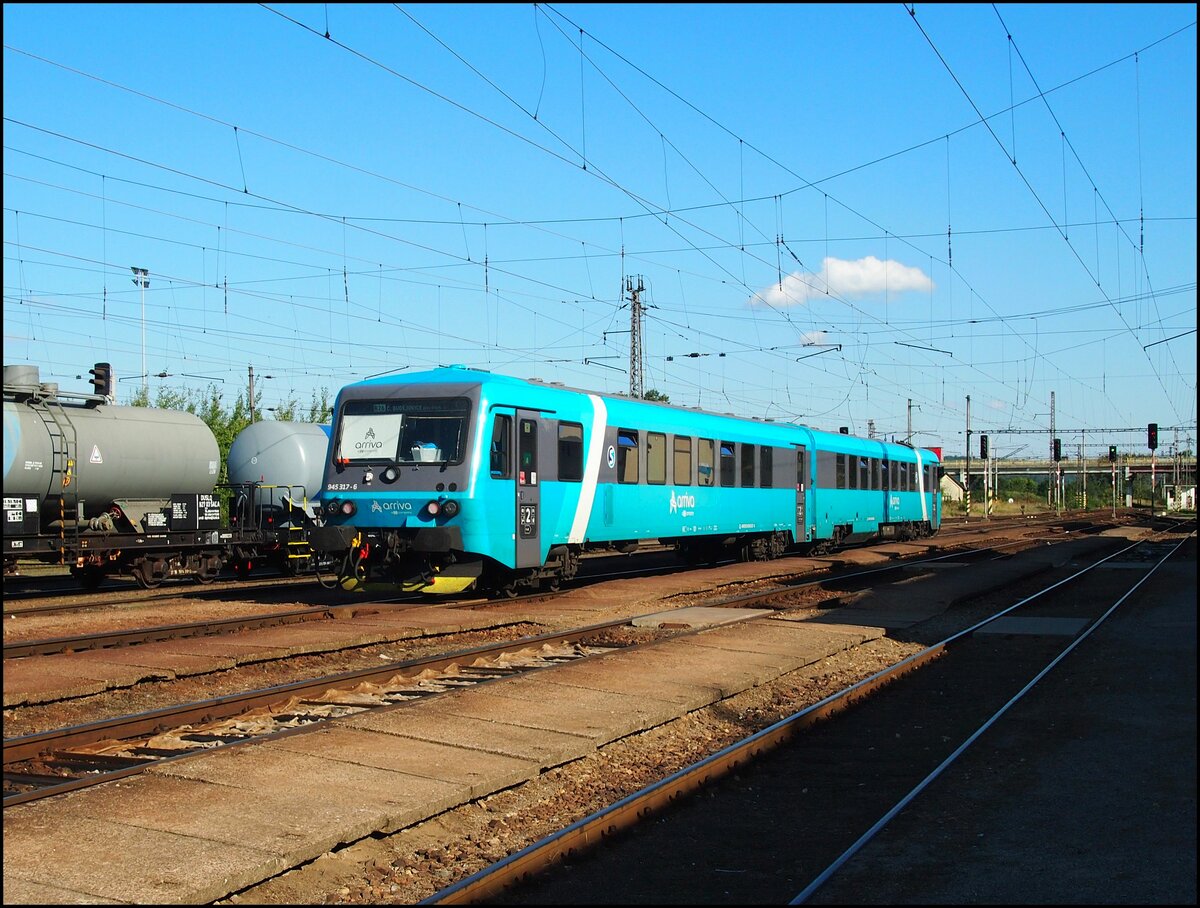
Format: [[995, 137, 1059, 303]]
[[342, 365, 940, 462]]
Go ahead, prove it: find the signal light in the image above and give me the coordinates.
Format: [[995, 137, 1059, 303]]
[[1147, 423, 1158, 450], [1108, 445, 1117, 463], [88, 362, 113, 397], [980, 434, 988, 459], [1053, 438, 1062, 462]]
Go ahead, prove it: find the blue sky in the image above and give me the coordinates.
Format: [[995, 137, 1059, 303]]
[[4, 3, 1196, 457]]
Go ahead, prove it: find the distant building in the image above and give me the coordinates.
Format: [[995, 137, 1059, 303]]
[[940, 473, 965, 503], [1165, 485, 1196, 511]]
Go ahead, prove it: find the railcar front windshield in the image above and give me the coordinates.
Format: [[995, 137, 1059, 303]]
[[336, 397, 470, 464]]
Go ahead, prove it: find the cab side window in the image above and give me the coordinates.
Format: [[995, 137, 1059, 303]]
[[490, 414, 511, 478]]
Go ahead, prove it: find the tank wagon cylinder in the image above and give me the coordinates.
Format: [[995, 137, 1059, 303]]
[[3, 372, 220, 511], [227, 420, 332, 504]]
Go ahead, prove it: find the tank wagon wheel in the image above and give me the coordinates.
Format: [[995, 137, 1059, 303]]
[[132, 561, 163, 590]]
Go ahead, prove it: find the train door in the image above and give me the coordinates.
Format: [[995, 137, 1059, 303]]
[[515, 412, 541, 568], [794, 446, 809, 542], [884, 453, 900, 523]]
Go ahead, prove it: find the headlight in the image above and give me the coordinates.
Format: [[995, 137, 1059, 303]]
[[426, 497, 460, 519], [325, 498, 357, 518]]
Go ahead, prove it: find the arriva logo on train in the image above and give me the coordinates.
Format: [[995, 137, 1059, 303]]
[[370, 500, 413, 512], [669, 490, 696, 517]]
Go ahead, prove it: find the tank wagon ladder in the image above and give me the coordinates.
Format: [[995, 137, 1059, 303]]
[[284, 494, 314, 571], [25, 392, 78, 562]]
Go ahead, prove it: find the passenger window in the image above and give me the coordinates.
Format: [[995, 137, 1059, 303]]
[[519, 418, 537, 486], [674, 436, 692, 486], [848, 455, 858, 490], [836, 453, 846, 489], [740, 443, 755, 488], [558, 422, 583, 482], [698, 439, 715, 487], [647, 432, 666, 484], [490, 414, 511, 478], [617, 429, 639, 484], [759, 446, 773, 488], [719, 441, 736, 486]]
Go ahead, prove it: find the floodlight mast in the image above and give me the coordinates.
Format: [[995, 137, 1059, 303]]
[[131, 266, 150, 395]]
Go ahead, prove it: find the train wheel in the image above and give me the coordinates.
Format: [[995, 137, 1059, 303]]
[[132, 561, 163, 589]]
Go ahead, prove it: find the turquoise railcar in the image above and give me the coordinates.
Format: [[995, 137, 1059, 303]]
[[310, 366, 941, 595]]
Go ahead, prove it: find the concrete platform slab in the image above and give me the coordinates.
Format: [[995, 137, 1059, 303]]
[[434, 678, 679, 743], [337, 608, 512, 635], [585, 644, 780, 700], [631, 606, 774, 629], [343, 701, 594, 767], [540, 658, 726, 712], [70, 772, 379, 860], [271, 725, 537, 798], [2, 811, 281, 904], [159, 638, 297, 662], [231, 623, 394, 652], [0, 876, 123, 905], [152, 739, 467, 827]]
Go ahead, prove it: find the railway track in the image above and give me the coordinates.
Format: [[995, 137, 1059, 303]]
[[3, 513, 1102, 661], [418, 530, 1193, 905], [3, 623, 633, 807], [0, 517, 1142, 806], [2, 514, 1182, 903]]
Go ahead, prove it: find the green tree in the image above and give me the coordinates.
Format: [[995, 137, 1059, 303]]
[[643, 389, 670, 403], [306, 387, 332, 423]]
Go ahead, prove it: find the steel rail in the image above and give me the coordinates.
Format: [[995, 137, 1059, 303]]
[[420, 528, 1186, 905], [2, 619, 631, 801]]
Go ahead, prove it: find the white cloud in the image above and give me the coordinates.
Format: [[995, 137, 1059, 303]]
[[750, 255, 933, 307]]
